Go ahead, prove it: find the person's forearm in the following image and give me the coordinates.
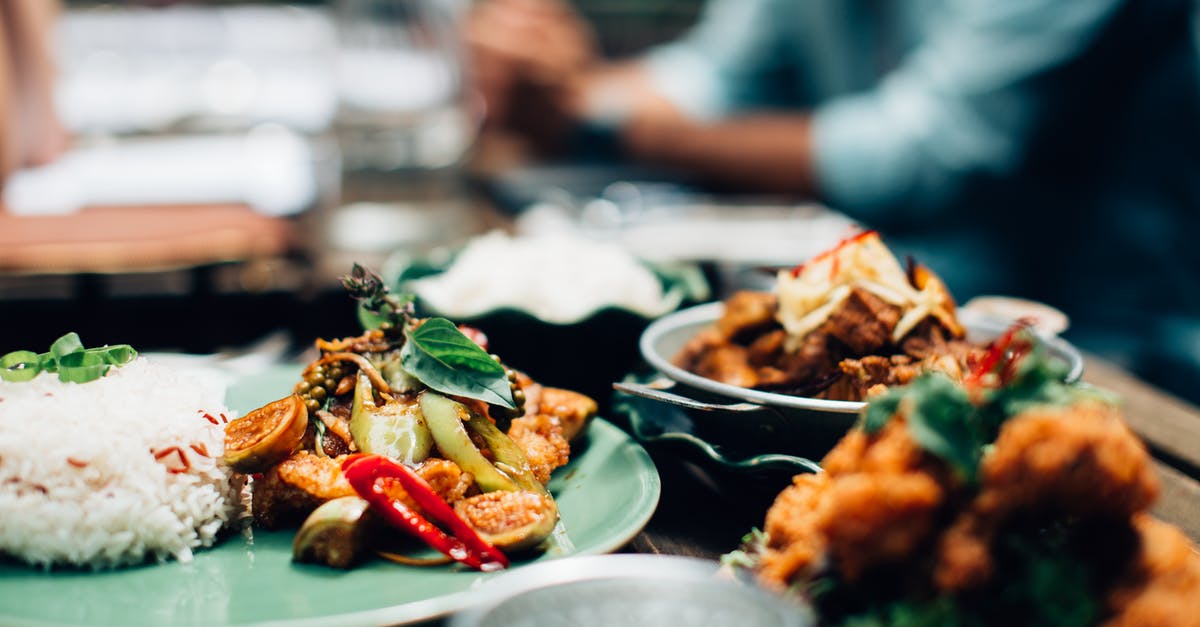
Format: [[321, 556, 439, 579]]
[[568, 63, 818, 196], [0, 0, 65, 179], [620, 113, 818, 196]]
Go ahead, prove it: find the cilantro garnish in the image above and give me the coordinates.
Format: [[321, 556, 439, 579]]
[[859, 332, 1101, 483]]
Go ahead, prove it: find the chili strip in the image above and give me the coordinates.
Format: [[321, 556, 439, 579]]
[[342, 455, 508, 572]]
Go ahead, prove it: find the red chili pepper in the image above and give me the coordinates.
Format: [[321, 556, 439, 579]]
[[964, 321, 1034, 389], [789, 229, 877, 277], [341, 454, 509, 572]]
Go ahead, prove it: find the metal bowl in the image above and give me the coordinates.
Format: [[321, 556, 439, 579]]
[[616, 301, 1084, 459], [447, 555, 813, 627]]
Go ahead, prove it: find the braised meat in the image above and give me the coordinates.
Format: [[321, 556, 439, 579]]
[[820, 287, 901, 355], [676, 231, 984, 401], [676, 287, 978, 400], [715, 290, 778, 341]]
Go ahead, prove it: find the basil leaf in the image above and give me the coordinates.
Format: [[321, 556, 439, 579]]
[[400, 318, 515, 408], [902, 375, 981, 482]]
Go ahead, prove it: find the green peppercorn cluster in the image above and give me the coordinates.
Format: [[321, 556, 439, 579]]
[[295, 362, 348, 412], [491, 354, 526, 425]]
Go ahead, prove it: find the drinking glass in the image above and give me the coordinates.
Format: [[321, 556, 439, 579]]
[[335, 0, 475, 171]]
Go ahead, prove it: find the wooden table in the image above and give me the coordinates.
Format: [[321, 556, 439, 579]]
[[0, 204, 297, 274], [620, 354, 1200, 560]]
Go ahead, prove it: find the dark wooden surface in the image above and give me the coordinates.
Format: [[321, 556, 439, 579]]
[[616, 355, 1200, 561]]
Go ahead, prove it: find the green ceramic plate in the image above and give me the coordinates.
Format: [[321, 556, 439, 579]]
[[0, 366, 661, 627]]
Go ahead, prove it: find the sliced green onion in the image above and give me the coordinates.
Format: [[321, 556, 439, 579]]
[[1, 351, 41, 382], [0, 334, 139, 384], [57, 350, 110, 383], [49, 333, 84, 361], [37, 352, 59, 373], [101, 344, 138, 366]]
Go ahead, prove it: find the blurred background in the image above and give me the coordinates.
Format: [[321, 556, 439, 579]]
[[2, 0, 1199, 406]]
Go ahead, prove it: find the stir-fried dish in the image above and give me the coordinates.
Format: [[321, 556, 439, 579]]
[[675, 231, 985, 401], [223, 266, 596, 571], [726, 328, 1200, 626]]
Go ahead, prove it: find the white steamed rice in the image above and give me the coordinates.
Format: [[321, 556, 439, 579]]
[[0, 358, 241, 569]]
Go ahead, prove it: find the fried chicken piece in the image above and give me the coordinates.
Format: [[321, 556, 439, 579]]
[[416, 458, 473, 504], [536, 387, 597, 442], [934, 402, 1160, 592], [377, 458, 474, 511], [821, 417, 930, 477], [977, 402, 1159, 519], [815, 420, 950, 581], [1104, 514, 1200, 626], [253, 451, 356, 529], [508, 411, 570, 485], [757, 419, 952, 587], [821, 472, 945, 581], [758, 473, 834, 589]]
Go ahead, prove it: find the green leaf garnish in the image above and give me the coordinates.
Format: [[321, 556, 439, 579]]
[[0, 333, 138, 384], [862, 393, 902, 434], [400, 318, 515, 409], [722, 527, 769, 570], [897, 375, 983, 482], [857, 334, 1095, 483]]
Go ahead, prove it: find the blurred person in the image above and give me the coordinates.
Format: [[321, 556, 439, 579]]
[[0, 0, 67, 191], [466, 0, 1200, 401]]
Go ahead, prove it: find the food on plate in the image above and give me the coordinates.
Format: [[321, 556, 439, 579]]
[[674, 230, 986, 401], [229, 265, 596, 571], [0, 334, 241, 569], [406, 230, 687, 323], [726, 328, 1200, 626]]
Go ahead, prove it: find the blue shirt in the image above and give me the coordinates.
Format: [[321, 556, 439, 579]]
[[642, 0, 1200, 399], [645, 0, 1197, 216]]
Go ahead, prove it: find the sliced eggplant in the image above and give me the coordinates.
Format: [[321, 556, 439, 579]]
[[223, 394, 308, 473], [453, 490, 559, 553], [292, 496, 377, 569]]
